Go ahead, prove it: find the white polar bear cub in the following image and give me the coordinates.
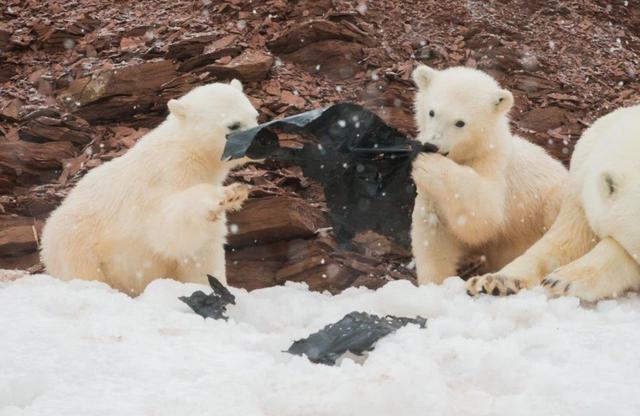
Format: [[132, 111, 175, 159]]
[[467, 105, 640, 301], [411, 65, 568, 285], [40, 80, 258, 296]]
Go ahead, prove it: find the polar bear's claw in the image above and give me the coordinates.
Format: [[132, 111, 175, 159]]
[[542, 274, 575, 298]]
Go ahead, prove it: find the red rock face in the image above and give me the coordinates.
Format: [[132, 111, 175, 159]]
[[0, 0, 638, 290]]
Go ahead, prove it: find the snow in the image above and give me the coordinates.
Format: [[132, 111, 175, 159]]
[[2, 275, 640, 416]]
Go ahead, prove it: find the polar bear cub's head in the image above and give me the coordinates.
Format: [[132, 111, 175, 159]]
[[166, 79, 259, 158], [412, 65, 514, 161]]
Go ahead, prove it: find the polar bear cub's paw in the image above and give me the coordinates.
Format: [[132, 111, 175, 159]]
[[208, 183, 249, 221], [466, 273, 527, 296], [221, 183, 249, 211], [411, 153, 450, 190]]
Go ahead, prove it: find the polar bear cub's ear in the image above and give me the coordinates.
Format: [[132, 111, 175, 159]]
[[230, 78, 243, 92], [412, 65, 438, 89], [168, 99, 187, 119], [494, 89, 514, 114]]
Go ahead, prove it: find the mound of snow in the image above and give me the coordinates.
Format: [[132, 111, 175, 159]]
[[2, 275, 640, 415]]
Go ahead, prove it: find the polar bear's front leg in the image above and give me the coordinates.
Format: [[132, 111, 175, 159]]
[[541, 237, 640, 301], [412, 197, 463, 284], [208, 183, 250, 221], [147, 183, 248, 260], [467, 190, 597, 296], [175, 219, 228, 286], [412, 153, 506, 246]]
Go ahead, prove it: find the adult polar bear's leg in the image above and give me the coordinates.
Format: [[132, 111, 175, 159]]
[[466, 188, 597, 296], [542, 237, 640, 301]]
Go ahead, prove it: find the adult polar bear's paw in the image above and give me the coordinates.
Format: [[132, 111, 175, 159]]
[[541, 238, 640, 302]]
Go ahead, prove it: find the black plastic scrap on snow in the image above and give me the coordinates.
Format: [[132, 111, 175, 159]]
[[179, 275, 236, 320], [287, 311, 427, 365], [223, 103, 438, 248]]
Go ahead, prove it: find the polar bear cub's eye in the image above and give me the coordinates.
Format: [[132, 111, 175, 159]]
[[429, 110, 435, 117], [455, 120, 466, 128], [227, 122, 242, 131]]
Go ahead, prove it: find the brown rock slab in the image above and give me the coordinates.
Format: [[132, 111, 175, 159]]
[[0, 215, 42, 258], [226, 239, 300, 290], [0, 99, 22, 121], [0, 141, 76, 191], [205, 50, 274, 82], [518, 107, 568, 132], [59, 60, 177, 108], [281, 40, 364, 80], [179, 46, 242, 72], [226, 196, 328, 247], [0, 24, 11, 50], [19, 111, 92, 146], [0, 58, 17, 83], [280, 90, 306, 109], [32, 15, 101, 50], [58, 60, 180, 123], [513, 75, 561, 96], [166, 34, 218, 60], [268, 19, 371, 54]]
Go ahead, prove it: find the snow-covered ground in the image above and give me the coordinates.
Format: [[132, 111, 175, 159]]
[[2, 275, 640, 416]]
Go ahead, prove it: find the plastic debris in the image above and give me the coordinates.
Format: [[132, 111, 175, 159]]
[[224, 103, 437, 247], [179, 275, 236, 320], [287, 311, 427, 365]]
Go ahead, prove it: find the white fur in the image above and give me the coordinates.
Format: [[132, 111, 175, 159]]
[[467, 105, 640, 301], [410, 66, 568, 284], [40, 81, 258, 296]]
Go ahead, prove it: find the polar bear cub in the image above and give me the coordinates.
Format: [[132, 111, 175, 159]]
[[410, 65, 568, 285], [40, 80, 258, 295], [467, 105, 640, 301]]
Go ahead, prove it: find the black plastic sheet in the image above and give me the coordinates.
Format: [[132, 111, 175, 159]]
[[224, 103, 437, 248], [179, 275, 236, 320], [287, 311, 427, 365]]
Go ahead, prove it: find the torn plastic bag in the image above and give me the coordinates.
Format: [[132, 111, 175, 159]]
[[179, 275, 235, 320], [287, 311, 426, 365], [224, 103, 437, 248]]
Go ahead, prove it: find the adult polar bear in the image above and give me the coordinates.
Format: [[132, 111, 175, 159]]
[[467, 105, 640, 301], [410, 65, 568, 285], [40, 80, 257, 296]]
